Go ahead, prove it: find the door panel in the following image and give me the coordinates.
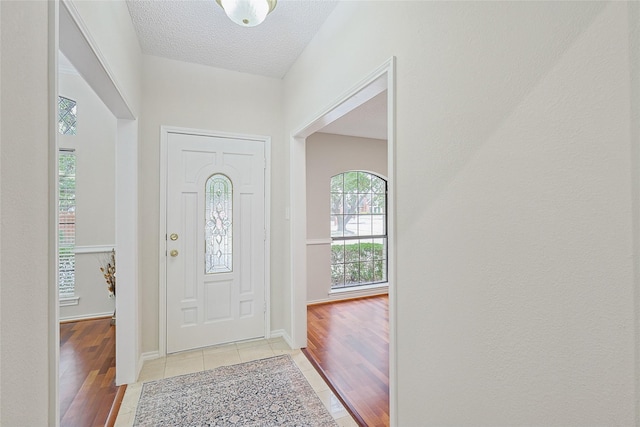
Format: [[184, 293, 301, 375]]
[[166, 132, 265, 353]]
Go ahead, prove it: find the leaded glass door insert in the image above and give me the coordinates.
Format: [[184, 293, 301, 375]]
[[205, 174, 232, 273]]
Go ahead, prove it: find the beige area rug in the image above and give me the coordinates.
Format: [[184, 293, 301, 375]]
[[133, 354, 337, 426]]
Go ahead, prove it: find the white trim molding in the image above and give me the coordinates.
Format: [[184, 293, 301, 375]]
[[270, 329, 294, 350], [290, 57, 397, 426], [59, 311, 113, 322], [306, 239, 332, 246], [74, 244, 115, 254], [59, 0, 140, 388], [59, 296, 80, 307], [140, 351, 161, 362]]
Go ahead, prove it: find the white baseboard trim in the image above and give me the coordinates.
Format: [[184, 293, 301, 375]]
[[59, 311, 113, 322], [135, 351, 161, 383], [141, 351, 161, 361], [308, 285, 389, 305], [270, 329, 295, 349]]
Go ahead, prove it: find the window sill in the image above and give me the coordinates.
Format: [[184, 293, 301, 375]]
[[60, 296, 80, 307]]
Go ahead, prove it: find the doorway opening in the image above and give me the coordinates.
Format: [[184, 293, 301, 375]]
[[290, 57, 396, 425], [55, 3, 140, 424]]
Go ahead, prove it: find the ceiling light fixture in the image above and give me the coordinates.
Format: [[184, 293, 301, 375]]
[[215, 0, 277, 27]]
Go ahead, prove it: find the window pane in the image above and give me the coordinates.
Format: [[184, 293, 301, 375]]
[[330, 193, 343, 215], [371, 176, 385, 194], [344, 241, 359, 263], [344, 193, 358, 235], [331, 215, 344, 237], [360, 239, 374, 262], [344, 171, 358, 190], [357, 171, 371, 193], [372, 193, 385, 214], [360, 261, 375, 283], [331, 263, 345, 288], [59, 152, 76, 297], [372, 238, 386, 260], [331, 241, 345, 264], [58, 96, 77, 136], [357, 215, 373, 236], [205, 174, 233, 274], [345, 262, 360, 285], [330, 174, 343, 193], [372, 214, 385, 235], [374, 259, 386, 282]]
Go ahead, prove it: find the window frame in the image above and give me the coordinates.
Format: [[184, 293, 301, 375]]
[[330, 171, 388, 290]]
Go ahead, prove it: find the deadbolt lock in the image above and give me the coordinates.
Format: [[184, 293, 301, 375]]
[[170, 233, 179, 241]]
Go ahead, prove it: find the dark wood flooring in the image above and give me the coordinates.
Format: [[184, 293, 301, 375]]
[[60, 317, 120, 427], [304, 295, 389, 427]]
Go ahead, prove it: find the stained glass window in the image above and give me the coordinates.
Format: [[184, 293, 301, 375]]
[[205, 174, 233, 274], [330, 171, 387, 289], [58, 96, 77, 135]]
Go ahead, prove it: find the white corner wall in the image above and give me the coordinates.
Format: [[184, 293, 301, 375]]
[[69, 0, 142, 116], [284, 2, 639, 425], [306, 132, 387, 302], [0, 1, 53, 424], [59, 72, 117, 321], [139, 55, 285, 354], [62, 0, 142, 385]]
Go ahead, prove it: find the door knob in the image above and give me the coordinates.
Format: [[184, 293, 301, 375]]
[[170, 233, 179, 241], [170, 249, 179, 257]]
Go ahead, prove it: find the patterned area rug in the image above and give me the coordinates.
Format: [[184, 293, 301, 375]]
[[133, 354, 337, 426]]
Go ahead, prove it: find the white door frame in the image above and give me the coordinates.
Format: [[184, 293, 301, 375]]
[[159, 126, 272, 357], [289, 57, 397, 426], [58, 0, 139, 388]]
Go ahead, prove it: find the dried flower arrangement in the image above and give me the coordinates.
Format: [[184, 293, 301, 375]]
[[100, 248, 116, 297]]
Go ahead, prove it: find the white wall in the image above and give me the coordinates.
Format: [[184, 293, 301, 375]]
[[70, 0, 142, 116], [285, 2, 639, 425], [64, 0, 143, 385], [59, 72, 116, 321], [306, 132, 387, 302], [139, 55, 285, 354], [0, 1, 52, 424], [0, 1, 141, 422]]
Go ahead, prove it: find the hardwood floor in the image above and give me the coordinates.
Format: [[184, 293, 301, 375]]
[[304, 295, 389, 427], [60, 317, 120, 427]]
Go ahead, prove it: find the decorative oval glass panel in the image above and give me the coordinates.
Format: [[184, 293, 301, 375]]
[[205, 174, 233, 273]]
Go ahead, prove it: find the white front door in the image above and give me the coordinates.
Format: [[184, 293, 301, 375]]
[[166, 131, 266, 353]]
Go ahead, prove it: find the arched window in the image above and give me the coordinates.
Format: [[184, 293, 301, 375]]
[[330, 171, 387, 289], [205, 174, 233, 273]]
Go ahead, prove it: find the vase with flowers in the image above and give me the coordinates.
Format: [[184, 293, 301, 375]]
[[100, 249, 116, 324]]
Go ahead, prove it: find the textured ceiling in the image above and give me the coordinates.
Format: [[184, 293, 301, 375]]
[[125, 0, 387, 140], [126, 0, 339, 79]]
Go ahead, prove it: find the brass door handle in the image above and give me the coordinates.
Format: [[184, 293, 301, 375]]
[[170, 249, 179, 257]]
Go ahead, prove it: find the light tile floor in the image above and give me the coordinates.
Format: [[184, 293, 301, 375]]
[[114, 337, 358, 427]]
